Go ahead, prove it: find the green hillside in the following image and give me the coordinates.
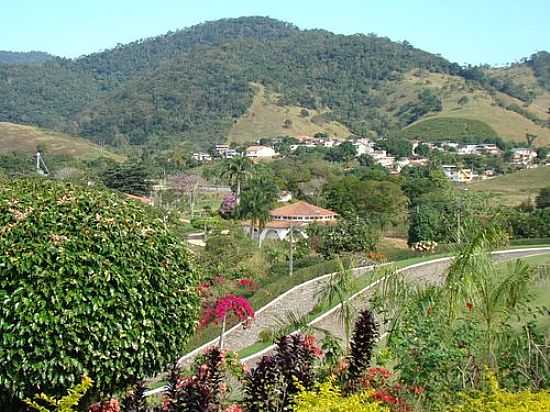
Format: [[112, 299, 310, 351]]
[[469, 166, 550, 206], [0, 17, 548, 149], [0, 122, 123, 161], [401, 117, 497, 141], [228, 83, 351, 143]]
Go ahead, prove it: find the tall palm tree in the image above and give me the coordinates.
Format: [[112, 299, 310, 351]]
[[239, 174, 278, 245], [219, 156, 253, 203]]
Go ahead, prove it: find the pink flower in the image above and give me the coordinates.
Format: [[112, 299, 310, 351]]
[[303, 335, 323, 358], [224, 405, 244, 412]]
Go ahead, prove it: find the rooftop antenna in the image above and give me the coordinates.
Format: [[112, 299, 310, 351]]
[[34, 150, 49, 176]]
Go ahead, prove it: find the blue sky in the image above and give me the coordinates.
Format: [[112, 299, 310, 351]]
[[2, 0, 548, 65]]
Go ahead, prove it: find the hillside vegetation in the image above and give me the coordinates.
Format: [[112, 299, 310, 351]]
[[228, 83, 351, 143], [0, 17, 548, 149], [0, 50, 54, 65], [0, 122, 122, 161], [469, 166, 550, 206]]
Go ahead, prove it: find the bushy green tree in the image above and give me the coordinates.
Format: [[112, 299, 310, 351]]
[[535, 186, 550, 209], [101, 161, 152, 196], [0, 179, 200, 407]]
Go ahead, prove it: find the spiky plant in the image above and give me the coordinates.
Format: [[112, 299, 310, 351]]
[[121, 381, 148, 412], [347, 309, 379, 390]]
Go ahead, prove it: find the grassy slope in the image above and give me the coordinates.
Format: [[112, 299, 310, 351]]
[[227, 83, 351, 144], [0, 122, 123, 161], [469, 166, 550, 206], [397, 71, 550, 145]]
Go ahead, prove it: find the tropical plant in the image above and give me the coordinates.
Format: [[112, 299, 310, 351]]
[[24, 376, 93, 412], [448, 371, 550, 412], [292, 380, 388, 412], [316, 258, 357, 345], [219, 157, 253, 202], [163, 348, 226, 412], [347, 309, 379, 390], [0, 179, 200, 407], [243, 334, 319, 412]]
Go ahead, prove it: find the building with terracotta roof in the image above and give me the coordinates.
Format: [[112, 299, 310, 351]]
[[243, 200, 337, 243]]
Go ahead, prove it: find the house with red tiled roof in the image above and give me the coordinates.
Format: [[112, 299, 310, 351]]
[[243, 200, 337, 243]]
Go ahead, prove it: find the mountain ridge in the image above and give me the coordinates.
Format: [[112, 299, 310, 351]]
[[0, 17, 548, 149]]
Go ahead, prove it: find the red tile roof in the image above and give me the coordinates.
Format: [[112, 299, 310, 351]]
[[270, 201, 337, 218]]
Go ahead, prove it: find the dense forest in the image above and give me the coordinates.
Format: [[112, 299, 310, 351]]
[[0, 17, 548, 149], [0, 50, 54, 65]]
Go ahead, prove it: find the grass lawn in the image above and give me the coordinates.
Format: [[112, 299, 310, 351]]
[[468, 166, 550, 206]]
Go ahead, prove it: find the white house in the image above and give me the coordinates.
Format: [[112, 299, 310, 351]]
[[511, 148, 537, 166], [442, 165, 475, 183], [245, 145, 278, 159], [243, 201, 338, 244], [192, 152, 212, 162]]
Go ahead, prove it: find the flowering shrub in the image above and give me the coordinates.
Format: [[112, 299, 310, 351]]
[[367, 252, 386, 263], [238, 277, 258, 291], [361, 367, 415, 412], [411, 240, 438, 252], [449, 373, 550, 411], [292, 380, 388, 412], [219, 193, 237, 218], [88, 400, 121, 412], [200, 294, 255, 327]]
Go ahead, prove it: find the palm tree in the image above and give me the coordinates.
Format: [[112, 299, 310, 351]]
[[219, 156, 253, 203], [239, 174, 278, 245], [316, 258, 357, 347], [445, 222, 534, 367]]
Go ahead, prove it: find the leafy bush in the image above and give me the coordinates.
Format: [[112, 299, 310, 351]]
[[163, 348, 225, 412], [292, 380, 388, 412], [243, 334, 318, 412], [449, 373, 550, 412], [24, 376, 93, 412], [0, 178, 200, 406]]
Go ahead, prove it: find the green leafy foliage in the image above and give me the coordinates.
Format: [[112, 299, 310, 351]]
[[0, 178, 200, 406], [308, 218, 380, 258], [401, 117, 498, 141], [24, 376, 93, 412], [101, 161, 152, 196]]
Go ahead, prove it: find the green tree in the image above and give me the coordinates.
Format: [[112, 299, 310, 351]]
[[239, 174, 279, 244], [101, 161, 152, 196], [219, 156, 253, 202], [0, 179, 200, 408], [535, 186, 550, 209]]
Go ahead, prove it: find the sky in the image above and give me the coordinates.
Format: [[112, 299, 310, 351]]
[[1, 0, 549, 65]]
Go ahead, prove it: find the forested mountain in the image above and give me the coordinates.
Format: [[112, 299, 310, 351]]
[[0, 17, 548, 149], [0, 50, 54, 65]]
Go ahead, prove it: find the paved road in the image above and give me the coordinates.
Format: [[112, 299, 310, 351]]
[[176, 248, 550, 369]]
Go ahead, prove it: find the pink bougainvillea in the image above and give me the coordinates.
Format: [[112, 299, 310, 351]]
[[238, 278, 257, 290], [200, 294, 255, 327], [224, 405, 244, 412]]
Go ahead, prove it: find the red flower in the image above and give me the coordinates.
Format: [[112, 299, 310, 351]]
[[466, 302, 474, 312], [200, 294, 255, 328], [238, 278, 257, 290], [373, 389, 399, 405], [303, 335, 323, 358], [88, 400, 120, 412], [411, 385, 425, 395]]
